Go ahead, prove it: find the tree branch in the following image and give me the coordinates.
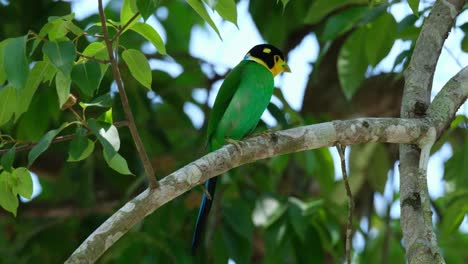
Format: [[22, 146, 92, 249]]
[[65, 59, 467, 262], [98, 0, 158, 189], [0, 121, 129, 155], [399, 0, 465, 263]]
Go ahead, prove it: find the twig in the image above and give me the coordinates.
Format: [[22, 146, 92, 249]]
[[98, 0, 158, 189], [0, 121, 129, 155], [110, 12, 140, 43], [77, 51, 110, 64], [336, 144, 354, 264]]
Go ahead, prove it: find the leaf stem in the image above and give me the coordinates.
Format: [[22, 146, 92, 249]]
[[111, 12, 140, 43], [98, 0, 158, 189]]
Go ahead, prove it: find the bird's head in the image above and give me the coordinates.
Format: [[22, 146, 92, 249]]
[[244, 44, 291, 77]]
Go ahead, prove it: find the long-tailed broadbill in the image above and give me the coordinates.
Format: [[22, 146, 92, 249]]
[[192, 44, 291, 254]]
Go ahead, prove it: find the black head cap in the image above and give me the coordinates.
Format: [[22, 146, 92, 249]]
[[246, 44, 285, 69]]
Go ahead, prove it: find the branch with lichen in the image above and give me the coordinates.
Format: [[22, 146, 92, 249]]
[[64, 60, 467, 263]]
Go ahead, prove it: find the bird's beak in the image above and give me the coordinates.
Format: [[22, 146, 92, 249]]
[[283, 63, 291, 73]]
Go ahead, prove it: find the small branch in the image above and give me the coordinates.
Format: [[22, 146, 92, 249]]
[[77, 51, 111, 64], [0, 121, 129, 155], [98, 0, 158, 189], [336, 144, 353, 264], [65, 117, 438, 263], [110, 12, 140, 43]]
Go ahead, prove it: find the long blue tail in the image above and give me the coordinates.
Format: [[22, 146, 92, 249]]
[[191, 177, 218, 255]]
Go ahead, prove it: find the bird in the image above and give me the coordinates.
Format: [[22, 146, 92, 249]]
[[191, 44, 291, 255]]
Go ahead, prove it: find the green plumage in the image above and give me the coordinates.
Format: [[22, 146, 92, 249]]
[[191, 59, 274, 254], [207, 60, 274, 150]]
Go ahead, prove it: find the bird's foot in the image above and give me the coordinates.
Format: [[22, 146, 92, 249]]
[[201, 184, 213, 200], [246, 129, 273, 139], [225, 138, 243, 156]]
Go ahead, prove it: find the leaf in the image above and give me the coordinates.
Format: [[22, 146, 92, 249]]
[[121, 0, 140, 29], [80, 93, 113, 109], [103, 151, 133, 175], [461, 36, 468, 53], [223, 202, 254, 240], [98, 108, 114, 124], [0, 171, 18, 216], [186, 0, 222, 39], [337, 27, 368, 100], [1, 146, 16, 172], [367, 143, 391, 194], [88, 119, 118, 160], [137, 0, 159, 21], [445, 140, 468, 188], [55, 71, 71, 108], [68, 127, 95, 162], [81, 42, 107, 57], [321, 6, 368, 41], [407, 0, 419, 17], [0, 40, 7, 85], [122, 49, 152, 89], [130, 22, 166, 55], [304, 0, 366, 24], [28, 123, 68, 167], [71, 60, 102, 96], [11, 167, 33, 199], [42, 41, 76, 76], [16, 61, 52, 119], [215, 0, 237, 26], [442, 195, 468, 234], [365, 13, 397, 66], [288, 197, 307, 242], [3, 36, 29, 90], [0, 85, 17, 126]]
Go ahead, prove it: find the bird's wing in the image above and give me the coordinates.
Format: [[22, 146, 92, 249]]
[[206, 60, 247, 149], [212, 61, 274, 146]]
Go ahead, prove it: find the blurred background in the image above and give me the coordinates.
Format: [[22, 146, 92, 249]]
[[0, 0, 467, 263]]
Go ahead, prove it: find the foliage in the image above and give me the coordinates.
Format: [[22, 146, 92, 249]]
[[0, 0, 466, 263]]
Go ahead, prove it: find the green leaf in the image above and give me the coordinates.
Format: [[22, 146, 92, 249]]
[[288, 197, 307, 242], [1, 146, 16, 172], [461, 36, 468, 53], [445, 140, 468, 188], [55, 71, 71, 108], [122, 49, 152, 89], [88, 119, 118, 160], [0, 171, 18, 216], [28, 123, 68, 167], [186, 0, 222, 39], [42, 41, 76, 76], [367, 144, 391, 193], [137, 0, 159, 21], [11, 167, 33, 199], [337, 27, 368, 100], [103, 151, 133, 175], [442, 195, 468, 234], [321, 6, 368, 41], [365, 13, 397, 66], [0, 40, 7, 85], [0, 85, 17, 126], [81, 42, 107, 58], [16, 61, 53, 119], [4, 36, 29, 90], [223, 202, 254, 240], [130, 22, 166, 55], [215, 0, 237, 26], [304, 0, 366, 24], [121, 0, 140, 29], [71, 61, 102, 96], [98, 108, 114, 124], [68, 127, 95, 162], [407, 0, 419, 17], [80, 93, 113, 109]]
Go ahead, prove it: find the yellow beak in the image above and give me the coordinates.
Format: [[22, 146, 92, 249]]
[[283, 63, 291, 73]]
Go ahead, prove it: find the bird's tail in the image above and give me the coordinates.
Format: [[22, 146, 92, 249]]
[[191, 177, 218, 255]]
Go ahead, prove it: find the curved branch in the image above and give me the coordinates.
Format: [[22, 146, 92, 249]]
[[65, 58, 467, 261], [65, 116, 433, 263]]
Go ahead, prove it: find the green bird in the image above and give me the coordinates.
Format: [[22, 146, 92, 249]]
[[192, 44, 290, 254]]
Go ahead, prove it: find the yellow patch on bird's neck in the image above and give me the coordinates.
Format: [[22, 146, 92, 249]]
[[245, 56, 273, 75]]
